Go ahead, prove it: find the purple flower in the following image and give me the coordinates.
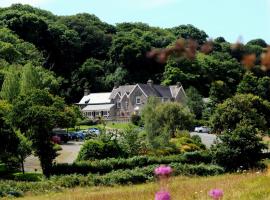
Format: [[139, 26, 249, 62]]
[[155, 191, 171, 200], [209, 189, 223, 199], [154, 166, 173, 176]]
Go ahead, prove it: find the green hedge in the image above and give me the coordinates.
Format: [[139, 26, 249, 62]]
[[51, 151, 212, 175], [0, 163, 224, 197]]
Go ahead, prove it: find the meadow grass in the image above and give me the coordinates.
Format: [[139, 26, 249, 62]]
[[16, 171, 270, 200]]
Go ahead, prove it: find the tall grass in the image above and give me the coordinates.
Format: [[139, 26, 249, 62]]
[[18, 172, 270, 200]]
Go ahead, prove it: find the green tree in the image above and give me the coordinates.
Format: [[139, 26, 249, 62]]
[[10, 89, 75, 176], [16, 132, 32, 174], [246, 39, 267, 48], [210, 94, 270, 133], [0, 100, 19, 169], [142, 98, 194, 151], [168, 24, 208, 45], [186, 87, 204, 119], [209, 80, 231, 104], [0, 69, 20, 103], [20, 63, 41, 94], [211, 122, 266, 171]]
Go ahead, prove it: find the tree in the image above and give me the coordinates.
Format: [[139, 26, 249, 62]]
[[211, 122, 266, 171], [16, 132, 32, 174], [0, 69, 20, 103], [246, 39, 267, 48], [186, 87, 204, 119], [209, 80, 231, 104], [142, 98, 194, 151], [210, 94, 270, 133], [0, 100, 19, 169], [10, 89, 75, 177], [20, 63, 42, 94], [169, 24, 208, 45]]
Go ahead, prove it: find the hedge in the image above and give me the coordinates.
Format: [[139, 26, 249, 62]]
[[51, 151, 212, 175], [0, 163, 224, 197]]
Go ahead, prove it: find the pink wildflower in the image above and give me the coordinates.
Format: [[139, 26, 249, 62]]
[[155, 191, 171, 200], [154, 166, 173, 176], [209, 189, 223, 200]]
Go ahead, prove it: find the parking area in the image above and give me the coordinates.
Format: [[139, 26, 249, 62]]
[[190, 132, 217, 148], [24, 141, 83, 172]]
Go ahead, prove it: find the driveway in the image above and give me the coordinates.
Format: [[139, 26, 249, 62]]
[[190, 132, 217, 148], [24, 141, 83, 172]]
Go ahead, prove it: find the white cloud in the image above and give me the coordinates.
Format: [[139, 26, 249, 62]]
[[134, 0, 177, 9], [0, 0, 50, 7]]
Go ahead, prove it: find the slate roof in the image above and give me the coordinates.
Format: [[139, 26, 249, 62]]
[[110, 83, 185, 99]]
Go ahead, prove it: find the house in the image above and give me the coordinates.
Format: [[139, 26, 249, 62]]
[[77, 80, 186, 121]]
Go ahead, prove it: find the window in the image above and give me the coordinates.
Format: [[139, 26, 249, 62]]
[[103, 111, 108, 116], [117, 101, 121, 108], [125, 101, 129, 109], [136, 96, 141, 105], [162, 98, 169, 102]]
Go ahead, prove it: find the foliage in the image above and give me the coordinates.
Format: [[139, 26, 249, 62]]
[[209, 80, 231, 104], [186, 86, 204, 119], [10, 89, 75, 177], [211, 122, 266, 171], [54, 151, 212, 175], [130, 114, 141, 126], [142, 98, 195, 152], [210, 93, 270, 133], [16, 132, 32, 174], [77, 138, 125, 161]]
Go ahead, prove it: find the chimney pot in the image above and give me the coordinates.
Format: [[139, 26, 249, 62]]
[[84, 88, 90, 96], [147, 79, 153, 87], [176, 82, 182, 88]]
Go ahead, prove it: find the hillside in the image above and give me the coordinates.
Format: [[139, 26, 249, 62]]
[[0, 4, 268, 104]]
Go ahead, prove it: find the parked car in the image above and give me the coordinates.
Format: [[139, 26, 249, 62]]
[[52, 129, 69, 143], [88, 128, 101, 135], [68, 131, 85, 141], [194, 126, 211, 133]]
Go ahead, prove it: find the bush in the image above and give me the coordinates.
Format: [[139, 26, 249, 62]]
[[12, 172, 43, 182], [52, 151, 212, 175], [130, 114, 141, 126], [211, 122, 266, 171], [77, 119, 96, 126], [77, 139, 125, 161]]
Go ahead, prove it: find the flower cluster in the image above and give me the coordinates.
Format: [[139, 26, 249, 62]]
[[154, 166, 173, 176], [155, 191, 171, 200], [209, 189, 224, 200]]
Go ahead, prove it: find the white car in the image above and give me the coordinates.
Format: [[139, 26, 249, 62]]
[[194, 126, 210, 133]]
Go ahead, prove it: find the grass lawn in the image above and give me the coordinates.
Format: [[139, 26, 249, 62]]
[[69, 122, 135, 132], [18, 171, 270, 200]]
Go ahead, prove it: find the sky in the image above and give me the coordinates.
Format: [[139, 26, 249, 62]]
[[0, 0, 270, 43]]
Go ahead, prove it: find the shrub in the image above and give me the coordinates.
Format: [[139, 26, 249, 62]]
[[131, 114, 141, 126], [12, 172, 43, 182], [211, 122, 266, 171], [52, 151, 212, 175], [77, 139, 125, 161]]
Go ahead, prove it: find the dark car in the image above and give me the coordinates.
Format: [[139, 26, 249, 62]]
[[52, 129, 69, 143]]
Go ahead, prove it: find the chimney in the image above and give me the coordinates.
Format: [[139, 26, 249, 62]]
[[176, 82, 182, 88], [84, 88, 90, 96], [147, 79, 153, 87]]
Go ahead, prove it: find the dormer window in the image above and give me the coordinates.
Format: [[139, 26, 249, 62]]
[[136, 96, 141, 105], [125, 101, 129, 109]]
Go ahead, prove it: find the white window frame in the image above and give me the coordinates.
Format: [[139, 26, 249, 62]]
[[136, 96, 141, 105]]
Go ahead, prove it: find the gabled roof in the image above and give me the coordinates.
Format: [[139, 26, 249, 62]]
[[109, 85, 135, 99], [109, 83, 185, 100], [78, 92, 111, 105]]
